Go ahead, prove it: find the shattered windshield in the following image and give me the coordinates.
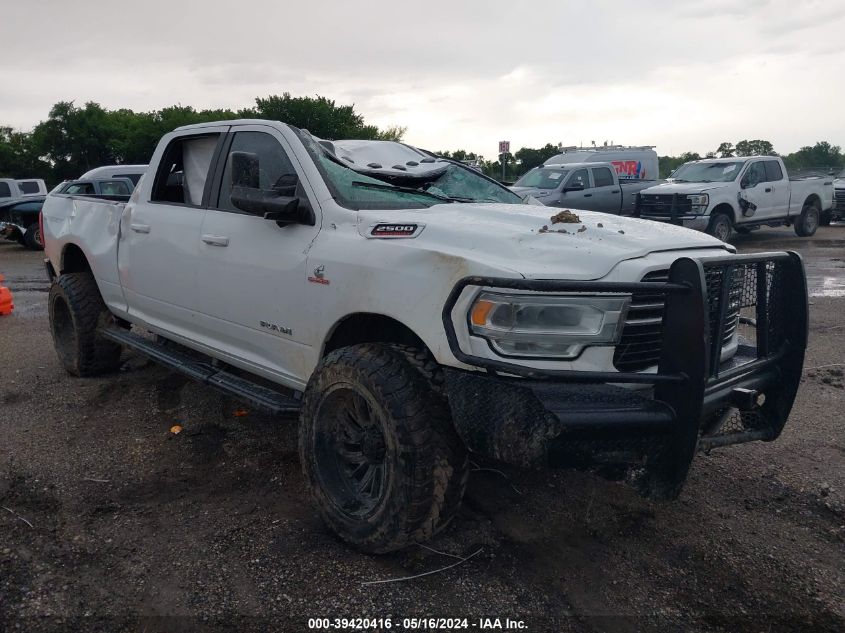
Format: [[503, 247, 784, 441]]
[[671, 161, 746, 183], [295, 129, 520, 210], [513, 167, 569, 189]]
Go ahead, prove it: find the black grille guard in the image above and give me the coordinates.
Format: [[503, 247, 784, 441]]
[[441, 252, 808, 499]]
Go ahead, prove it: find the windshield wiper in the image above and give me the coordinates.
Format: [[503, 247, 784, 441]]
[[351, 180, 453, 203]]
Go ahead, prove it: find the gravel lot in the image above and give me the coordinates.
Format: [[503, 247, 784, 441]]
[[1, 226, 843, 632]]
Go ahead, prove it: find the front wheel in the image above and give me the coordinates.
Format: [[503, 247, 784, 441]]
[[707, 212, 733, 242], [299, 344, 467, 553], [794, 204, 820, 237]]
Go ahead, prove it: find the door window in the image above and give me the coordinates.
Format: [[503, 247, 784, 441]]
[[100, 180, 131, 195], [65, 183, 95, 195], [567, 169, 590, 189], [764, 161, 783, 182], [591, 167, 614, 187], [742, 162, 766, 188], [151, 134, 220, 206], [216, 131, 299, 212]]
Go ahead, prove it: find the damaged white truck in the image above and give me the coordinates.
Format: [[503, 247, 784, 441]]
[[42, 120, 808, 552]]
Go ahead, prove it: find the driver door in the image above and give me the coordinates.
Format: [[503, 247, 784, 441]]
[[193, 125, 322, 386], [738, 160, 774, 220], [559, 168, 595, 210]]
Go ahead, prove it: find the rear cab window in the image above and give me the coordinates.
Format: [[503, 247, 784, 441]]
[[591, 167, 615, 187], [17, 181, 41, 194], [151, 134, 221, 206], [764, 160, 784, 182]]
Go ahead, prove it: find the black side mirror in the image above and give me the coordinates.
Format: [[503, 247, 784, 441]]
[[564, 181, 585, 192], [229, 152, 314, 226]]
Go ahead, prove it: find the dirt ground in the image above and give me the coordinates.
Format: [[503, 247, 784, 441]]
[[1, 226, 843, 632]]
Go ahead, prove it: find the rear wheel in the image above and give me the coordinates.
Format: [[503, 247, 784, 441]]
[[48, 273, 122, 376], [23, 222, 43, 250], [707, 212, 733, 242], [299, 343, 467, 553], [794, 203, 820, 237]]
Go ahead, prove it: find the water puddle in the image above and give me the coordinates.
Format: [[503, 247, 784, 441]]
[[809, 276, 845, 298]]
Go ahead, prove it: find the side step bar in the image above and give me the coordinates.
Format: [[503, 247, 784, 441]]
[[102, 327, 301, 415]]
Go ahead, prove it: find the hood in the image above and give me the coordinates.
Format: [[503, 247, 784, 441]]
[[509, 185, 560, 201], [641, 181, 733, 195], [358, 203, 730, 280]]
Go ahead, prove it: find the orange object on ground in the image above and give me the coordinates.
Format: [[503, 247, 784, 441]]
[[0, 274, 14, 315]]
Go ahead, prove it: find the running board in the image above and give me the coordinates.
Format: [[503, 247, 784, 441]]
[[102, 327, 301, 415]]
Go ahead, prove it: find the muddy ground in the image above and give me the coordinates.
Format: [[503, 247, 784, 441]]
[[1, 226, 843, 632]]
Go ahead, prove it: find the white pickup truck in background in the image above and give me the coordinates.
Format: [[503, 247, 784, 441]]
[[636, 156, 835, 241], [41, 119, 809, 552]]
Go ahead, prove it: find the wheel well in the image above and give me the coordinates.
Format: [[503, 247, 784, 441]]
[[61, 244, 92, 275], [323, 313, 428, 357], [803, 194, 821, 209], [710, 203, 735, 223]]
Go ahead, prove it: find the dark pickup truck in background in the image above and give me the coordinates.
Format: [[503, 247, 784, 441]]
[[510, 161, 659, 215]]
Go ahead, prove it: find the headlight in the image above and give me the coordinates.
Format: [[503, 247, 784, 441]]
[[468, 292, 630, 358], [688, 193, 709, 213]]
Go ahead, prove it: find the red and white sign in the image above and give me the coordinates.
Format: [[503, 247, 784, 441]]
[[498, 140, 510, 154]]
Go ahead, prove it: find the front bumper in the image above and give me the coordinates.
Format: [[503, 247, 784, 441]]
[[441, 252, 808, 500]]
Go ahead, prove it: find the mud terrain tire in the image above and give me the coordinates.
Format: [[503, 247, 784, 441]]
[[48, 273, 122, 376], [299, 343, 467, 553]]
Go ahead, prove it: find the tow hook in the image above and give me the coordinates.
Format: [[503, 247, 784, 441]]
[[730, 387, 765, 411]]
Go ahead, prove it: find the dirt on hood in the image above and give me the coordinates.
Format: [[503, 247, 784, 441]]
[[550, 209, 581, 224]]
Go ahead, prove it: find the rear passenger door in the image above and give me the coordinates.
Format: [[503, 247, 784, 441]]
[[193, 125, 322, 386], [118, 127, 228, 338], [589, 166, 620, 213]]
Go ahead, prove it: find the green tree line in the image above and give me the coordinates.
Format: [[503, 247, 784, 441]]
[[2, 94, 842, 186], [0, 94, 405, 186]]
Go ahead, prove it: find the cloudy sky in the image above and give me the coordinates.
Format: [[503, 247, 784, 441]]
[[2, 0, 842, 158]]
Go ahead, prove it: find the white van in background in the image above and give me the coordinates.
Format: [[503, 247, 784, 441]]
[[543, 146, 659, 181], [0, 178, 48, 200]]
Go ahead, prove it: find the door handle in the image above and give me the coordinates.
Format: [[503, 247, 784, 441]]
[[584, 193, 593, 197], [765, 187, 772, 193], [202, 234, 229, 247], [611, 190, 620, 194], [130, 223, 151, 234]]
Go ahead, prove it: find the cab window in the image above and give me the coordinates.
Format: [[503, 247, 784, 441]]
[[742, 162, 766, 188], [764, 160, 783, 182], [592, 167, 614, 187], [566, 169, 590, 189], [151, 134, 220, 205], [216, 131, 299, 212]]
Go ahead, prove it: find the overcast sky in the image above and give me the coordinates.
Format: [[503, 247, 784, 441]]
[[2, 0, 842, 158]]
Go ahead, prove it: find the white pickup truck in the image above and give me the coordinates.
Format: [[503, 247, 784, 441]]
[[635, 156, 835, 241], [42, 119, 808, 552]]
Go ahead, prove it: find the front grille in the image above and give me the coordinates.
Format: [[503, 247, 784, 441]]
[[637, 193, 692, 218], [613, 268, 741, 372], [835, 189, 845, 209], [613, 270, 668, 371]]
